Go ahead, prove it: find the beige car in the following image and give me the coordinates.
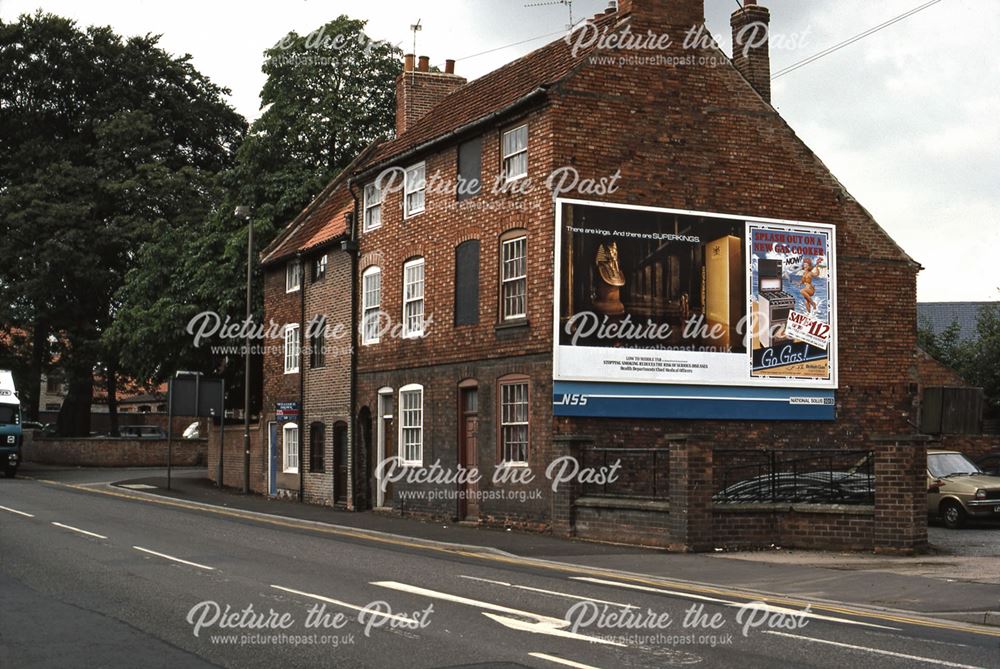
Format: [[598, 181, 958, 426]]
[[927, 450, 1000, 529]]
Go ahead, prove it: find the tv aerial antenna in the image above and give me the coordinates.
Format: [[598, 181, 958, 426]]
[[524, 0, 575, 31]]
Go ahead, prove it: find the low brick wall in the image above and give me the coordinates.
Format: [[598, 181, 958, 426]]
[[713, 504, 875, 551], [206, 422, 266, 494], [25, 435, 206, 467]]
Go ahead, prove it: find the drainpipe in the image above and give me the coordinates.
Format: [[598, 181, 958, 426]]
[[345, 181, 361, 510], [299, 252, 306, 503]]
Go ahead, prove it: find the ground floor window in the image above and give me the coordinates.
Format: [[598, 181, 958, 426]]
[[309, 421, 325, 472], [283, 423, 299, 473], [499, 379, 529, 465]]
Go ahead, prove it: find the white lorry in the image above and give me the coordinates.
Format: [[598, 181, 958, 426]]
[[0, 370, 22, 477]]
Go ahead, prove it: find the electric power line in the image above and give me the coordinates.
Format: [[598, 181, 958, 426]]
[[771, 0, 945, 80]]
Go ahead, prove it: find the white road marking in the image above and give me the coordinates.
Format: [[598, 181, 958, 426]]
[[459, 575, 637, 609], [371, 580, 568, 627], [119, 483, 157, 490], [763, 631, 985, 669], [0, 505, 34, 518], [572, 577, 899, 631], [484, 613, 624, 647], [51, 522, 107, 539], [132, 546, 215, 570], [529, 652, 603, 669], [270, 585, 418, 625]]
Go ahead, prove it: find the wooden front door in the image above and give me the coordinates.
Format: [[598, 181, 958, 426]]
[[459, 387, 480, 520]]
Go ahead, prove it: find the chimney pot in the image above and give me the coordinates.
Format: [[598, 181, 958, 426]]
[[418, 55, 429, 72], [403, 53, 415, 72], [445, 59, 455, 75]]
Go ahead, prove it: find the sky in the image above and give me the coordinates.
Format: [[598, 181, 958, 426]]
[[2, 0, 997, 302]]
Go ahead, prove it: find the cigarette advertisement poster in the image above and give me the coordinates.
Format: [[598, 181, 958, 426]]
[[553, 199, 837, 420]]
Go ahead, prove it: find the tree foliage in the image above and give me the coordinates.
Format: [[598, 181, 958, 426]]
[[0, 12, 246, 433], [109, 16, 401, 407], [919, 302, 1000, 412]]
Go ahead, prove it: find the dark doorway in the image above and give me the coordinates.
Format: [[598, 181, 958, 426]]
[[458, 382, 480, 521], [333, 422, 349, 505], [356, 407, 373, 510]]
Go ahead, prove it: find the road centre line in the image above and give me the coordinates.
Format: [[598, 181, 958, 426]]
[[762, 631, 985, 669], [572, 577, 899, 631], [459, 575, 637, 609], [528, 652, 602, 669], [132, 546, 215, 570], [0, 505, 34, 517], [270, 585, 417, 625], [51, 522, 107, 539], [372, 580, 568, 627]]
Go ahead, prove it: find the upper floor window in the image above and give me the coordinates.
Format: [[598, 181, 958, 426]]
[[454, 240, 480, 326], [363, 182, 382, 231], [309, 422, 325, 473], [399, 384, 424, 466], [284, 324, 300, 374], [499, 379, 529, 465], [309, 315, 326, 368], [402, 258, 425, 338], [500, 233, 527, 320], [313, 254, 328, 282], [404, 162, 426, 218], [286, 260, 302, 293], [502, 125, 528, 182], [457, 137, 482, 201], [361, 266, 382, 345]]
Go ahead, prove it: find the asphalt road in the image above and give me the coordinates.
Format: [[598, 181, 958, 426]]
[[2, 472, 999, 668]]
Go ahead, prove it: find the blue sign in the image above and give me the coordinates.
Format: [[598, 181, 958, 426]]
[[553, 382, 835, 421]]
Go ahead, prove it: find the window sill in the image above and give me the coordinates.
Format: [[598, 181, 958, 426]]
[[497, 461, 529, 468], [495, 318, 528, 332], [286, 288, 301, 294], [283, 468, 299, 475], [284, 370, 300, 375]]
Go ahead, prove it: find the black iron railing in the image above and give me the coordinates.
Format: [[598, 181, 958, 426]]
[[577, 447, 669, 500], [713, 449, 874, 505]]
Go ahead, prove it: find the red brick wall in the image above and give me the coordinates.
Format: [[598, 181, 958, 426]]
[[26, 435, 205, 467], [262, 257, 303, 494], [205, 421, 266, 493]]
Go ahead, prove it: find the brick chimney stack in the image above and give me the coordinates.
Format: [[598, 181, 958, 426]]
[[731, 0, 772, 102], [395, 54, 467, 137], [616, 0, 704, 28]]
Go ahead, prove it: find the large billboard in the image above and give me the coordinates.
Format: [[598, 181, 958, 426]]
[[553, 199, 837, 420]]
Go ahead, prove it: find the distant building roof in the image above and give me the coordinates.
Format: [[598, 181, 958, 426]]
[[917, 302, 997, 342]]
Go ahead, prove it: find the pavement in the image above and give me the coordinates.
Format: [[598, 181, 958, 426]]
[[4, 464, 1000, 668]]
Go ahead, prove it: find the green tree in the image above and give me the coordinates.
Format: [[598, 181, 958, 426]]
[[0, 12, 246, 434], [109, 16, 401, 409]]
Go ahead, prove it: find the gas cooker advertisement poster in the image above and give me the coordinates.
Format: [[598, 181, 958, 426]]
[[748, 222, 837, 384]]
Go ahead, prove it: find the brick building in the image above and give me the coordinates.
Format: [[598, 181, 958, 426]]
[[259, 158, 368, 505], [258, 0, 943, 552]]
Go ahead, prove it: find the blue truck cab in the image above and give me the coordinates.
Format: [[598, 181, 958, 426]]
[[0, 370, 22, 478]]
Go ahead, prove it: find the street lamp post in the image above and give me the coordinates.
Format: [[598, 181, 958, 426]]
[[235, 205, 253, 495]]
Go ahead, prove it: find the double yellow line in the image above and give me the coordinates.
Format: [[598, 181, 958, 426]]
[[37, 477, 1000, 639]]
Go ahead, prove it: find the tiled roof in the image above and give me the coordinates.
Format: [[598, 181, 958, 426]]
[[360, 9, 621, 171], [261, 143, 381, 266], [917, 302, 998, 342]]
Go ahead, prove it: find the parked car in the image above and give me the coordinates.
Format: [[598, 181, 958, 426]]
[[117, 425, 167, 439], [927, 449, 1000, 529], [714, 470, 874, 504], [975, 451, 1000, 477]]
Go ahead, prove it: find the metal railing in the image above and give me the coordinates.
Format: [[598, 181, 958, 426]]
[[577, 447, 669, 500], [713, 449, 874, 505]]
